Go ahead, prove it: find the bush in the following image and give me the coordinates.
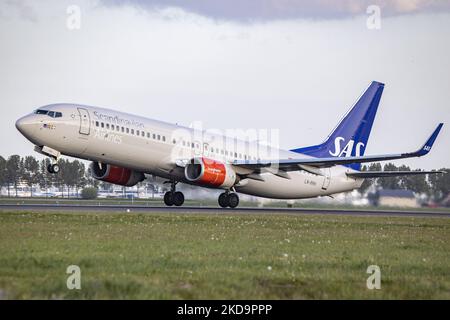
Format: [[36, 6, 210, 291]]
[[81, 187, 98, 200]]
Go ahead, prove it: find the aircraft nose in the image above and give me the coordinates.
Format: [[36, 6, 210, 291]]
[[15, 116, 36, 137]]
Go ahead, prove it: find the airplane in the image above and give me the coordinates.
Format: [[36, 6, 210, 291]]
[[15, 81, 444, 208]]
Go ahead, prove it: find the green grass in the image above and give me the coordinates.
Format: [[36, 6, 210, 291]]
[[0, 210, 449, 299]]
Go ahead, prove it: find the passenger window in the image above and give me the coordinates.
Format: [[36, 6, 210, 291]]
[[116, 126, 120, 132], [157, 135, 161, 140], [96, 121, 99, 127], [142, 131, 145, 137], [162, 136, 166, 142], [121, 127, 125, 133], [153, 134, 156, 139], [111, 125, 115, 131], [101, 123, 105, 128], [173, 139, 176, 144], [136, 130, 140, 136], [126, 128, 129, 134], [147, 133, 150, 138], [131, 129, 134, 135]]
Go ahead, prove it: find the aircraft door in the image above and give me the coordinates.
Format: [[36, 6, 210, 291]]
[[78, 107, 91, 135], [322, 168, 331, 190]]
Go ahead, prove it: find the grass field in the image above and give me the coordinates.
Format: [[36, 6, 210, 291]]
[[0, 210, 449, 299]]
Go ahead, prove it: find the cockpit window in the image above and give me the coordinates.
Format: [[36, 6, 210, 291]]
[[34, 110, 63, 118]]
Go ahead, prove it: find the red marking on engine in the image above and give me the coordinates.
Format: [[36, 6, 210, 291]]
[[199, 157, 226, 187], [103, 166, 132, 186]]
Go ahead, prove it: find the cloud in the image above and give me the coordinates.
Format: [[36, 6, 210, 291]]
[[101, 0, 450, 21], [0, 0, 39, 22]]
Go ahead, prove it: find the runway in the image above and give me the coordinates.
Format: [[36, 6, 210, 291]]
[[0, 204, 449, 218]]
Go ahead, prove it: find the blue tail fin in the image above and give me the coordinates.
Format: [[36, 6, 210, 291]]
[[291, 81, 384, 171]]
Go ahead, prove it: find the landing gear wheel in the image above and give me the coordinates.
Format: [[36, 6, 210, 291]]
[[47, 163, 59, 174], [164, 192, 174, 206], [51, 164, 60, 174], [173, 192, 185, 207], [228, 193, 239, 209], [218, 193, 230, 208]]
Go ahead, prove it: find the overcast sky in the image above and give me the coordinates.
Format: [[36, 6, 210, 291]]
[[0, 0, 449, 169]]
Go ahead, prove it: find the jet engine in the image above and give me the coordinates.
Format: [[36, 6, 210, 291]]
[[90, 162, 145, 187], [185, 157, 238, 188]]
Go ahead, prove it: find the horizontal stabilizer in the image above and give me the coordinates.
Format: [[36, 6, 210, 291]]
[[347, 170, 445, 179]]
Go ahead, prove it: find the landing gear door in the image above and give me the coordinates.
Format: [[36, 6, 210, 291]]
[[78, 107, 90, 135], [322, 168, 331, 190]]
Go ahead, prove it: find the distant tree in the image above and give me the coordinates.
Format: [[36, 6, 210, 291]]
[[397, 165, 430, 195], [378, 163, 400, 190], [0, 156, 6, 193], [81, 187, 98, 200], [38, 158, 57, 196], [428, 169, 450, 201], [358, 163, 382, 195], [22, 156, 40, 197], [72, 160, 87, 197], [6, 155, 21, 197], [85, 165, 100, 188]]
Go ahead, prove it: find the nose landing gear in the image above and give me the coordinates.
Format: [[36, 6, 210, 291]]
[[163, 181, 185, 207], [218, 192, 239, 209]]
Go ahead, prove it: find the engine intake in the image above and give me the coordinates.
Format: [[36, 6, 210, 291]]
[[185, 157, 238, 188], [90, 162, 145, 187]]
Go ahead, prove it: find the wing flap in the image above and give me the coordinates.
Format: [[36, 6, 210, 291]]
[[347, 171, 445, 179]]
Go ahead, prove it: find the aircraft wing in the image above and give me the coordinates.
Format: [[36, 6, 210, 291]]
[[346, 170, 445, 179], [232, 123, 443, 172]]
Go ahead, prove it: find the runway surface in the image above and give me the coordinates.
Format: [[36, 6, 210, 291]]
[[1, 204, 449, 218]]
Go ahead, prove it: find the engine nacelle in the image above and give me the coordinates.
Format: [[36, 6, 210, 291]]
[[90, 162, 145, 187], [185, 157, 238, 188]]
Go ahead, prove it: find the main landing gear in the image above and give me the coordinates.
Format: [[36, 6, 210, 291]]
[[163, 181, 185, 207], [218, 191, 239, 209]]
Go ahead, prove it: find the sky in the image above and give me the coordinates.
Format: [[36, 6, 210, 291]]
[[0, 0, 449, 169]]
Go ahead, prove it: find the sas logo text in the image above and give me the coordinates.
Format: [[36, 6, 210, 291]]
[[329, 137, 365, 157]]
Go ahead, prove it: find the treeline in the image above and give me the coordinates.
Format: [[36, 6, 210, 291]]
[[0, 155, 448, 201], [360, 163, 449, 201], [0, 155, 94, 197]]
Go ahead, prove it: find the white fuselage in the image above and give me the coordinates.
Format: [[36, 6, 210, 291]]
[[16, 104, 363, 199]]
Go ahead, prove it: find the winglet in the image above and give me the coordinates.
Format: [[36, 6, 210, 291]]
[[416, 123, 444, 156]]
